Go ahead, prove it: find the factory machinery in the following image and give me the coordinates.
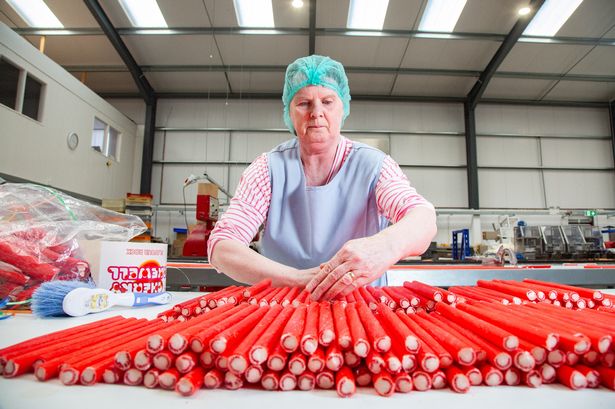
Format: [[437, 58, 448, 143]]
[[513, 224, 611, 260]]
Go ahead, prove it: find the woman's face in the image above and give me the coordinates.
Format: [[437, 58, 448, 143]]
[[290, 85, 344, 147]]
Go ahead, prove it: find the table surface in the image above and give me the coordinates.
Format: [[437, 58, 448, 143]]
[[1, 292, 614, 409]]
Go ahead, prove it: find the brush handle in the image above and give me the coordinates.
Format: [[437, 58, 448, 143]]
[[111, 292, 172, 307]]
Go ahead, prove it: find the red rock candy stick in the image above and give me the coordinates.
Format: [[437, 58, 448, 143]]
[[243, 279, 271, 298], [489, 303, 591, 354], [207, 286, 240, 308], [244, 364, 263, 383], [431, 311, 512, 371], [298, 371, 316, 391], [316, 369, 335, 389], [574, 364, 600, 388], [336, 366, 356, 398], [395, 310, 443, 371], [288, 350, 307, 376], [153, 351, 175, 371], [149, 303, 236, 354], [556, 365, 587, 390], [261, 370, 280, 390], [358, 287, 378, 310], [4, 318, 145, 378], [375, 303, 420, 353], [394, 372, 413, 393], [383, 350, 402, 373], [477, 280, 537, 301], [345, 303, 370, 357], [412, 312, 476, 366], [446, 366, 471, 393], [249, 306, 294, 365], [270, 287, 291, 305], [267, 341, 288, 371], [332, 301, 351, 349], [456, 302, 559, 351], [280, 369, 297, 391], [281, 304, 308, 353], [227, 304, 283, 374], [343, 349, 360, 368], [428, 313, 486, 362], [175, 367, 205, 397], [142, 368, 160, 389], [431, 371, 447, 390], [318, 302, 335, 346], [480, 363, 503, 386], [158, 368, 181, 390], [307, 347, 325, 373], [355, 302, 391, 353], [281, 287, 300, 307], [301, 302, 320, 354], [373, 372, 395, 397], [325, 342, 344, 371], [450, 286, 513, 304], [292, 288, 309, 306], [203, 368, 224, 389], [404, 281, 444, 302], [464, 366, 483, 386], [259, 287, 285, 306], [175, 351, 198, 374], [188, 304, 256, 353], [210, 306, 269, 354], [412, 370, 432, 391]]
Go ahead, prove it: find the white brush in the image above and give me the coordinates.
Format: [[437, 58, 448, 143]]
[[32, 280, 171, 317]]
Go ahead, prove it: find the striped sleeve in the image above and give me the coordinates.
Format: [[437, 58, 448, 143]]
[[207, 153, 272, 257], [375, 155, 434, 223]]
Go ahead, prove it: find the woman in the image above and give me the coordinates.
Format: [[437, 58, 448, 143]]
[[208, 55, 436, 301]]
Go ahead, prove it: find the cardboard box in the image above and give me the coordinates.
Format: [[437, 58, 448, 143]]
[[79, 240, 167, 293], [198, 183, 218, 198], [482, 231, 499, 240]]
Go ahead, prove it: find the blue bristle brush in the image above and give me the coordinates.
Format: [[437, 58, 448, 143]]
[[32, 280, 171, 318]]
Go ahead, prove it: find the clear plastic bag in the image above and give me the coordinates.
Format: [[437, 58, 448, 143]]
[[0, 183, 147, 298]]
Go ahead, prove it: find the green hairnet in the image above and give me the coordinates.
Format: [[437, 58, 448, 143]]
[[282, 55, 351, 135]]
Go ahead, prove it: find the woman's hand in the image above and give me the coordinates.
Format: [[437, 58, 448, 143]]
[[305, 235, 398, 301]]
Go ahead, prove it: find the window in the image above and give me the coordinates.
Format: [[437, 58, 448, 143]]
[[22, 74, 43, 120], [91, 117, 121, 161], [0, 58, 20, 110]]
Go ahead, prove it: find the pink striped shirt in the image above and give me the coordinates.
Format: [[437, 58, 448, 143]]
[[207, 136, 433, 257]]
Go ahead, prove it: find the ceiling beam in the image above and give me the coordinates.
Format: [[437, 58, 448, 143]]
[[97, 91, 609, 108], [62, 64, 615, 83], [12, 26, 615, 46], [82, 0, 155, 105], [308, 0, 316, 55], [467, 0, 546, 108]]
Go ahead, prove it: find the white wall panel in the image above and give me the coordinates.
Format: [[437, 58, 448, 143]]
[[391, 135, 465, 166], [155, 131, 230, 162], [230, 132, 289, 162], [479, 170, 545, 208], [541, 139, 614, 168], [476, 104, 610, 137], [543, 171, 615, 209], [477, 136, 541, 167], [403, 168, 468, 208]]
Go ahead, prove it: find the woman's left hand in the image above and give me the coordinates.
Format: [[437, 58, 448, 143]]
[[305, 235, 398, 301]]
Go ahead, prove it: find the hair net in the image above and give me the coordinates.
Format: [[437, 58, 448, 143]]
[[282, 55, 351, 135]]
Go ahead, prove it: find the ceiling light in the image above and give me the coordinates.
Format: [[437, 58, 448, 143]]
[[6, 0, 63, 28], [518, 7, 531, 16], [291, 0, 304, 8], [234, 0, 275, 27], [418, 0, 467, 32], [347, 0, 390, 30], [523, 0, 583, 37], [118, 0, 168, 28]]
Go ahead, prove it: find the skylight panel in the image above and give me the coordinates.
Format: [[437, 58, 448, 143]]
[[118, 0, 168, 28], [347, 0, 390, 30], [418, 0, 467, 33], [523, 0, 583, 37], [233, 0, 275, 28], [6, 0, 63, 28]]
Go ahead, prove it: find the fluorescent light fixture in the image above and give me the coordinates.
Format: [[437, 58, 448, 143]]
[[418, 0, 467, 33], [118, 0, 168, 28], [233, 0, 275, 28], [523, 0, 583, 37], [347, 0, 390, 30], [518, 7, 531, 16], [292, 0, 304, 8], [6, 0, 63, 28]]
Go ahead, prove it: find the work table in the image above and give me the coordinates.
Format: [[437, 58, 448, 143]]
[[1, 292, 613, 409]]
